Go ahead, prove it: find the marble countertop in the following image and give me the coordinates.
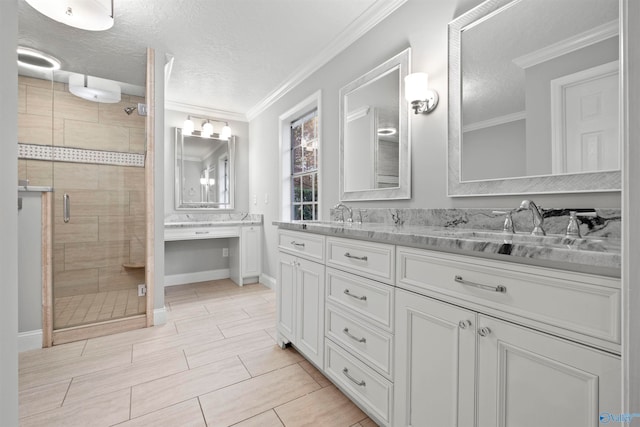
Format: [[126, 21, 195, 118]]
[[274, 220, 621, 278], [165, 213, 263, 229]]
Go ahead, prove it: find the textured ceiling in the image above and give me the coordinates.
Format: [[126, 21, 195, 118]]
[[18, 0, 396, 119]]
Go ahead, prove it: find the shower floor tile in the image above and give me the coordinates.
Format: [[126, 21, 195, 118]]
[[53, 288, 145, 329]]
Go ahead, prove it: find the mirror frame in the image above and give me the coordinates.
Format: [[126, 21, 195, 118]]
[[174, 127, 236, 210], [447, 0, 621, 197], [339, 47, 411, 201]]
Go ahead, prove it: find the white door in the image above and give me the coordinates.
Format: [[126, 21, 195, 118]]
[[276, 252, 296, 344], [477, 315, 621, 427], [394, 289, 476, 427], [295, 257, 325, 368], [551, 61, 619, 174]]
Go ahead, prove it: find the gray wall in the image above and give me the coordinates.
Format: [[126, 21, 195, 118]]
[[164, 109, 250, 215], [18, 192, 43, 333], [163, 109, 249, 279], [248, 0, 621, 281], [0, 0, 19, 423]]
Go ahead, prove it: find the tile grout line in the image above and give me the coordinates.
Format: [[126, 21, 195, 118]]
[[197, 396, 209, 427]]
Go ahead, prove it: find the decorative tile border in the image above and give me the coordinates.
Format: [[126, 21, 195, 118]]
[[18, 143, 145, 168]]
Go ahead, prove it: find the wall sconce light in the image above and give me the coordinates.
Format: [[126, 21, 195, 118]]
[[68, 73, 121, 103], [404, 72, 439, 114], [25, 0, 114, 31], [183, 115, 231, 140]]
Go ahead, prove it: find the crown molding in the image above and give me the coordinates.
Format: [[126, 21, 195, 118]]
[[246, 0, 408, 121], [513, 20, 618, 69], [165, 100, 248, 122], [463, 111, 526, 133]]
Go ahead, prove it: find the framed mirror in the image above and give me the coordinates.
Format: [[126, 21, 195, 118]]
[[448, 0, 621, 196], [339, 48, 410, 201], [174, 128, 235, 210]]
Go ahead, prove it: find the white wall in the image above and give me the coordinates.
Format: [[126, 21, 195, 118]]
[[248, 0, 622, 281], [0, 0, 19, 423]]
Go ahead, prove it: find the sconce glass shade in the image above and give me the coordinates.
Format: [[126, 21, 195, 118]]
[[25, 0, 114, 31], [404, 73, 429, 102], [201, 121, 214, 138], [183, 118, 195, 135], [199, 177, 207, 185], [209, 179, 215, 186], [220, 124, 232, 140], [68, 73, 121, 103]]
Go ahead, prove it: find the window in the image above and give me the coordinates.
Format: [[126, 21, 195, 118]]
[[290, 110, 318, 220], [279, 90, 321, 222]]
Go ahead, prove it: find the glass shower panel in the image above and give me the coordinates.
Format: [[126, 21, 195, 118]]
[[51, 72, 147, 330]]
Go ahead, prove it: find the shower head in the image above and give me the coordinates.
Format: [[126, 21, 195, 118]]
[[124, 106, 137, 115]]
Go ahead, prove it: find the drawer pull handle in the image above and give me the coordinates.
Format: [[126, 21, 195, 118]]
[[342, 367, 366, 387], [454, 275, 506, 293], [343, 327, 366, 343], [343, 289, 367, 301], [344, 252, 368, 261], [290, 241, 305, 248], [195, 231, 210, 235], [478, 327, 492, 337]]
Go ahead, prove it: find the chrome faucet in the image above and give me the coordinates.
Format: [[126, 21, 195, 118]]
[[516, 200, 545, 236], [333, 203, 353, 223]]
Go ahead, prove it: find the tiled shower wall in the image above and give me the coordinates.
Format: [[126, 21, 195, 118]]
[[17, 75, 146, 301]]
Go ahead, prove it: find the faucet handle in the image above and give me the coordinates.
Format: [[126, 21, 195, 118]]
[[566, 210, 597, 238], [492, 210, 515, 234]]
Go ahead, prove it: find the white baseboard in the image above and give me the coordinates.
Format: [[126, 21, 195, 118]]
[[18, 329, 42, 352], [164, 268, 230, 287], [260, 273, 276, 289], [153, 307, 167, 326]]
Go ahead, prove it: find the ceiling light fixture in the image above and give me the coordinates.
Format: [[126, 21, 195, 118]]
[[24, 0, 114, 31], [17, 47, 61, 71], [68, 73, 121, 103], [377, 127, 397, 136], [183, 115, 232, 140]]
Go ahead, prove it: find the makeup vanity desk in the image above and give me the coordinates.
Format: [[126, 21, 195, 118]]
[[164, 214, 262, 286]]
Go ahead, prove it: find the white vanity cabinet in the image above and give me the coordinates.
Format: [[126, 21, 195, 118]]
[[276, 230, 326, 368], [323, 237, 395, 426], [394, 246, 621, 427], [241, 225, 261, 279]]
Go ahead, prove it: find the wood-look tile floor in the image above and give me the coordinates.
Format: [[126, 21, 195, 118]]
[[54, 288, 146, 329], [20, 279, 378, 426]]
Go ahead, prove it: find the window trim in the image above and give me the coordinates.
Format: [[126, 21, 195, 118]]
[[278, 90, 322, 221]]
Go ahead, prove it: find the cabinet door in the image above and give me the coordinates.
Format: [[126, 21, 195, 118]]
[[477, 315, 621, 427], [295, 257, 325, 368], [241, 226, 261, 279], [276, 252, 296, 344], [394, 289, 476, 427]]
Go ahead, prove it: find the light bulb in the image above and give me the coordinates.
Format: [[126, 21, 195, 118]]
[[209, 178, 215, 186], [202, 121, 214, 138], [183, 118, 194, 135], [199, 177, 207, 185]]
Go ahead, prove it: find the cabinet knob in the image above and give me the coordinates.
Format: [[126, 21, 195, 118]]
[[478, 327, 492, 337], [458, 320, 472, 329]]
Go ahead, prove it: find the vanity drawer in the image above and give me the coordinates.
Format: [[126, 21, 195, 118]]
[[326, 267, 393, 331], [326, 237, 394, 284], [325, 339, 392, 426], [397, 247, 621, 348], [278, 230, 325, 262], [326, 307, 393, 379], [164, 226, 240, 241]]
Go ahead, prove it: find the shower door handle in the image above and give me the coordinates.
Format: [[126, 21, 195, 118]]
[[63, 194, 70, 223]]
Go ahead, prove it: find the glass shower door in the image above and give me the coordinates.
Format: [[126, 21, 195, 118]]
[[51, 72, 147, 331]]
